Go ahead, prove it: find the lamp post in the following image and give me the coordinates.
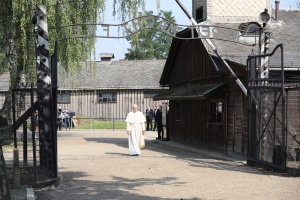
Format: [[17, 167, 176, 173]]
[[259, 9, 271, 162]]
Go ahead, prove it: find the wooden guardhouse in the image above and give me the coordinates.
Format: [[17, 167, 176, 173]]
[[154, 0, 300, 164]]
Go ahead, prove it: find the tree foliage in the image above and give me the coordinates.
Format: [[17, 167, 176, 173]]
[[0, 0, 160, 118], [125, 10, 176, 60]]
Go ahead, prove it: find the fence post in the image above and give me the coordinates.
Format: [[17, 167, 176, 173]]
[[23, 122, 27, 163], [90, 117, 92, 131], [113, 118, 115, 131]]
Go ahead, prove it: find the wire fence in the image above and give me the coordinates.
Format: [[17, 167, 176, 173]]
[[62, 117, 128, 131]]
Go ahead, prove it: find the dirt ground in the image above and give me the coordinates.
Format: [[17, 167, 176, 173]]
[[35, 130, 300, 200]]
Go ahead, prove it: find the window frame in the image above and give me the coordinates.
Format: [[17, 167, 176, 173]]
[[57, 93, 70, 104], [210, 100, 224, 123], [98, 93, 117, 103], [240, 22, 260, 37]]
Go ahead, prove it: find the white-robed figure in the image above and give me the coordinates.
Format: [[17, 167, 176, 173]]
[[125, 104, 146, 156]]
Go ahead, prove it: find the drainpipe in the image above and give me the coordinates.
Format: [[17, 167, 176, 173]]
[[275, 0, 280, 20], [175, 0, 248, 96]]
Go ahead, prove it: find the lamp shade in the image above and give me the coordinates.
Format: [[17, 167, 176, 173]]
[[259, 9, 270, 24]]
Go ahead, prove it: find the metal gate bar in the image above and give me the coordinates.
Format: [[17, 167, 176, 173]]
[[247, 44, 286, 171]]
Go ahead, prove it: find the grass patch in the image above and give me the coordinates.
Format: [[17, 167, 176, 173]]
[[76, 118, 127, 129], [2, 141, 24, 152]]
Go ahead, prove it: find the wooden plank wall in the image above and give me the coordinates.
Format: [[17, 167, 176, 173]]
[[227, 79, 247, 153], [169, 39, 219, 83], [58, 89, 167, 120], [167, 36, 249, 152], [286, 89, 300, 147], [169, 89, 228, 151]]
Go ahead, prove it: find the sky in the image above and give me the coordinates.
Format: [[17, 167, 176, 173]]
[[95, 0, 299, 61]]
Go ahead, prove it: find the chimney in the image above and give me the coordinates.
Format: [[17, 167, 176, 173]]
[[100, 53, 115, 62], [275, 0, 280, 20]]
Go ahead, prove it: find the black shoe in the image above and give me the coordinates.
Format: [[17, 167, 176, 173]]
[[156, 137, 161, 140]]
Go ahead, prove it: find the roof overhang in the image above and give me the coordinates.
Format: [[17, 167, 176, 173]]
[[153, 82, 228, 101]]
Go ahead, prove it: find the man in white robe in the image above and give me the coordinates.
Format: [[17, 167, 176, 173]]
[[125, 104, 146, 156]]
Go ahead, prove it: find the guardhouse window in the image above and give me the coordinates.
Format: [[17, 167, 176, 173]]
[[210, 101, 223, 123], [98, 93, 116, 103]]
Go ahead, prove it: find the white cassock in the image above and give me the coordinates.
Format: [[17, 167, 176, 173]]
[[125, 111, 146, 155]]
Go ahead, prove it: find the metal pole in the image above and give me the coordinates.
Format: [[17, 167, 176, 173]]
[[30, 84, 37, 181], [12, 90, 17, 148], [174, 0, 247, 96], [23, 122, 27, 163]]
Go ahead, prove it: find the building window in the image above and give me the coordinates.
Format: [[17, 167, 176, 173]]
[[210, 101, 223, 123], [98, 93, 116, 103], [196, 6, 205, 23], [176, 102, 181, 120], [57, 93, 70, 104], [239, 22, 260, 37]]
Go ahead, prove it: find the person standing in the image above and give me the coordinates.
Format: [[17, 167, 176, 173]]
[[57, 107, 65, 131], [63, 107, 71, 130], [156, 105, 164, 140], [34, 110, 39, 132], [152, 105, 159, 131], [145, 105, 153, 131], [125, 104, 146, 156], [166, 104, 170, 141]]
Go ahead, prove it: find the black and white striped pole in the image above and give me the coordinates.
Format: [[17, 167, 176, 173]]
[[259, 9, 271, 79], [32, 4, 55, 175]]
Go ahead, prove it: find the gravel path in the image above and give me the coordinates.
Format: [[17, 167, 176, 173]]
[[35, 130, 300, 200]]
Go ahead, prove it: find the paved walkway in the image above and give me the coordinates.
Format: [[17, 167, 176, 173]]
[[12, 130, 300, 199]]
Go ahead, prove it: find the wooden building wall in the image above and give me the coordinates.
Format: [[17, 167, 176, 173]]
[[286, 89, 300, 148], [58, 89, 166, 120], [169, 39, 220, 84], [226, 75, 248, 154], [169, 89, 228, 151], [167, 38, 249, 153]]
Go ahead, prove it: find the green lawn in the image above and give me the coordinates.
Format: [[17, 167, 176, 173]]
[[76, 118, 127, 129]]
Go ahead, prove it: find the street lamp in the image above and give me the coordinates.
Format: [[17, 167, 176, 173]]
[[259, 8, 270, 28]]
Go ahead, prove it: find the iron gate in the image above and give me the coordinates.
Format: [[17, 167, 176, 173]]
[[247, 44, 286, 171]]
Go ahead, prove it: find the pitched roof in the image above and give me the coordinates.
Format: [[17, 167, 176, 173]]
[[209, 9, 300, 68], [0, 60, 166, 91], [58, 60, 166, 90], [153, 82, 228, 100]]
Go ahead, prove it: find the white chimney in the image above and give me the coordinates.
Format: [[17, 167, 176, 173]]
[[100, 53, 115, 62]]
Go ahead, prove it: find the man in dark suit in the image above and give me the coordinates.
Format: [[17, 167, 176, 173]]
[[152, 105, 159, 131], [145, 106, 153, 131], [156, 105, 164, 140]]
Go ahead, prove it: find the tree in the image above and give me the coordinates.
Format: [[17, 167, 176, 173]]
[[125, 10, 176, 60], [0, 0, 160, 121]]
